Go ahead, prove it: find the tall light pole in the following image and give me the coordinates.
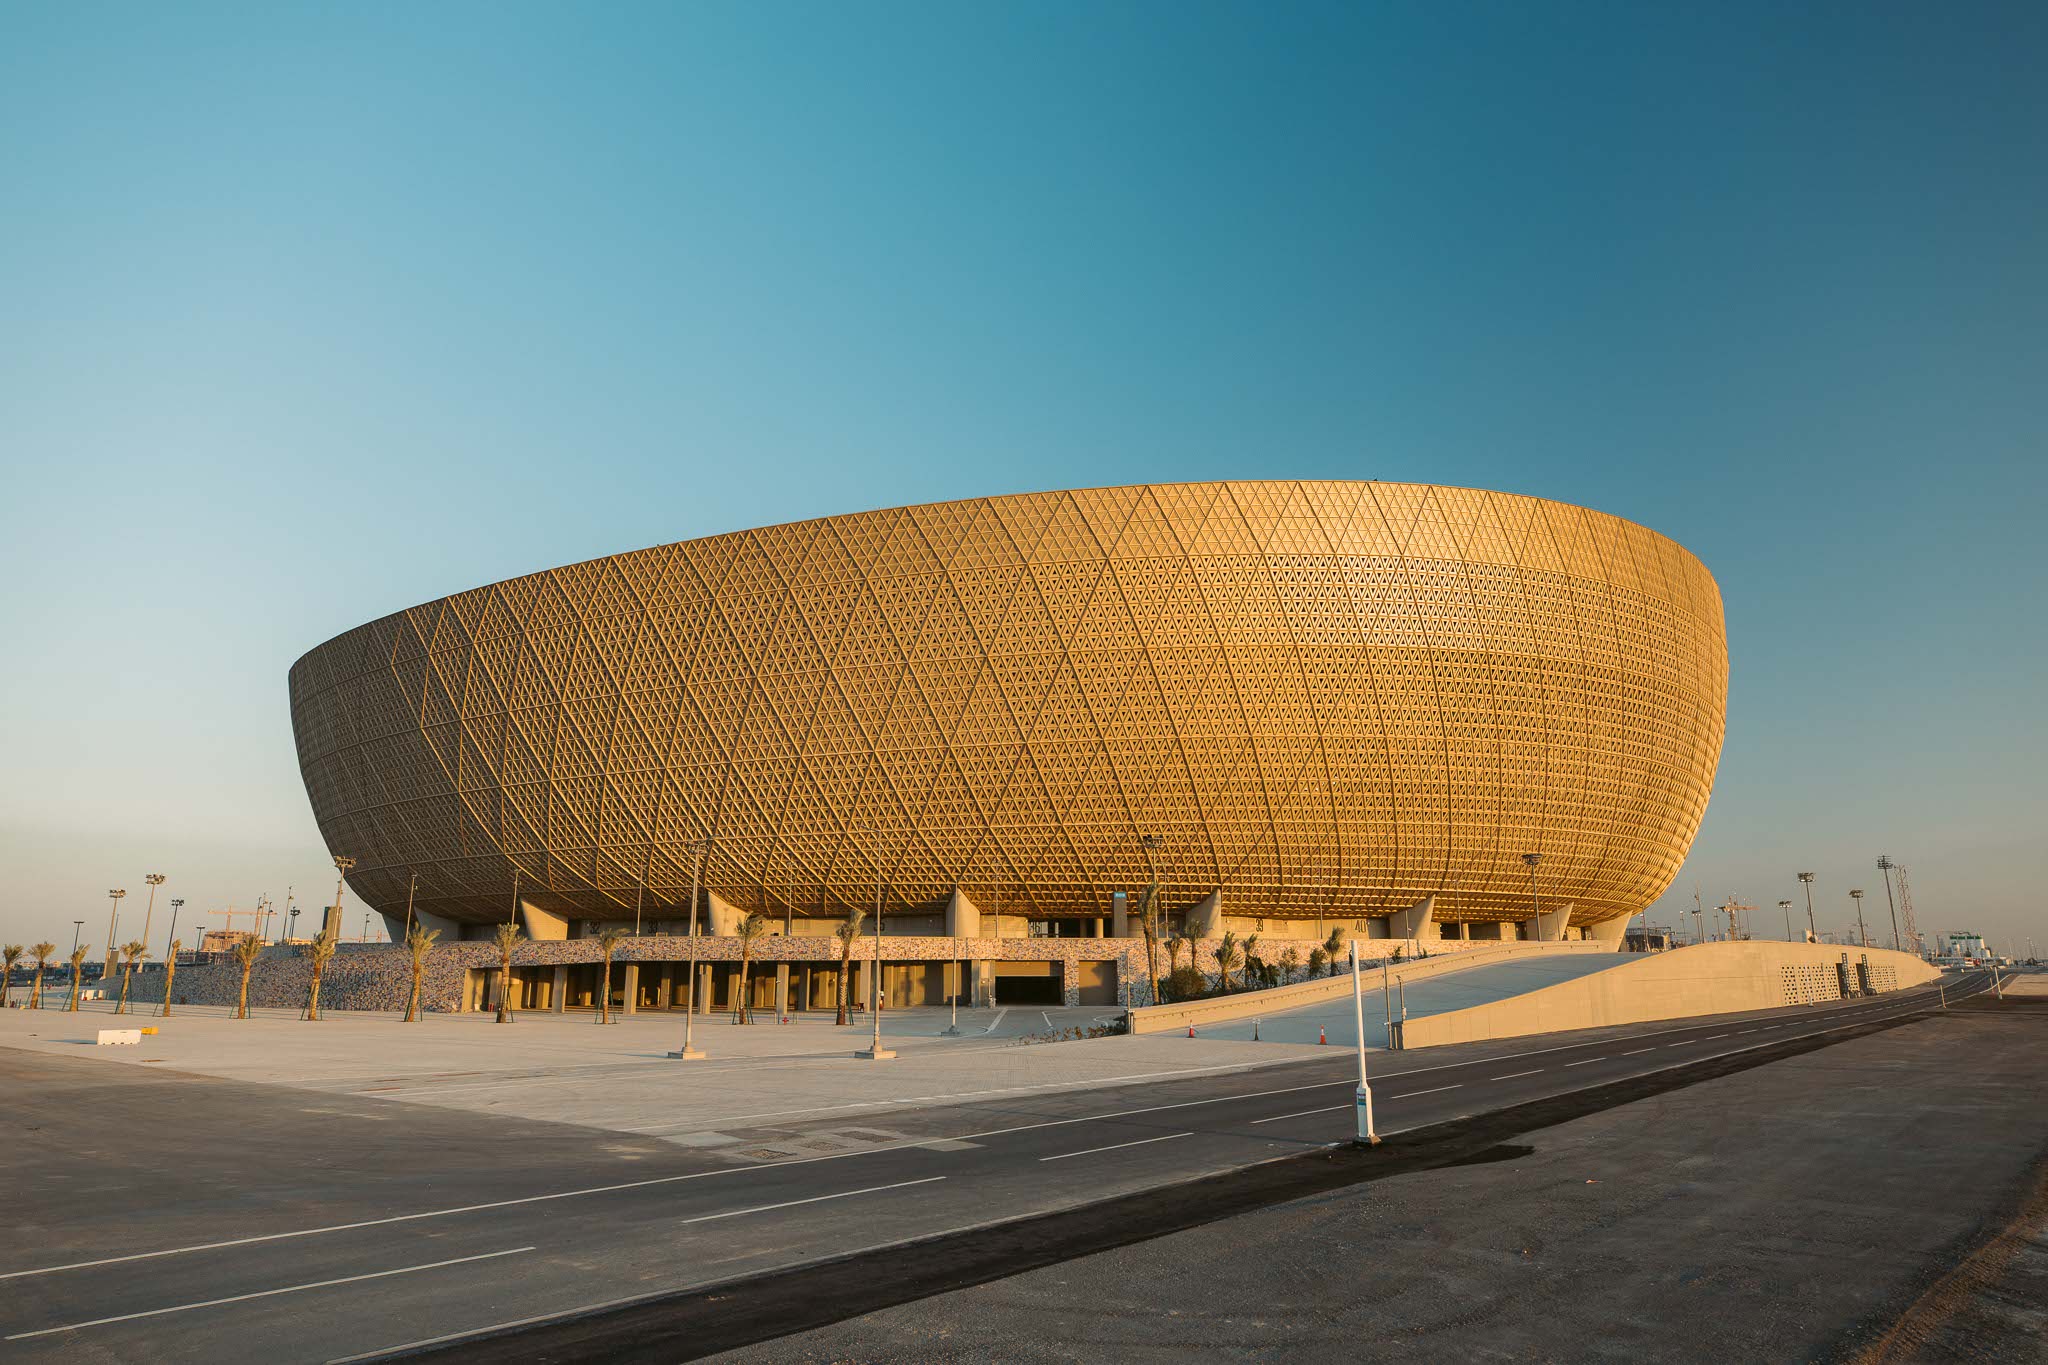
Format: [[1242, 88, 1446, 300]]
[[1798, 872, 1816, 943], [1521, 853, 1542, 941], [327, 855, 356, 942], [70, 920, 84, 971], [104, 889, 126, 978], [1139, 833, 1164, 1005], [139, 875, 166, 963], [1849, 889, 1868, 949], [1349, 940, 1378, 1145], [400, 872, 419, 945], [857, 829, 894, 1061], [669, 837, 710, 1060], [1877, 856, 1902, 952], [1779, 899, 1794, 941], [165, 898, 184, 966]]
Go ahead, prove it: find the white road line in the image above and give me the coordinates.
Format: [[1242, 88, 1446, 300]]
[[1737, 1029, 1758, 1035], [1665, 1040, 1695, 1048], [674, 1177, 943, 1225], [1385, 1084, 1463, 1100], [1251, 1104, 1349, 1125], [1563, 1057, 1605, 1067], [4, 1248, 533, 1341], [1621, 1047, 1654, 1056], [983, 1008, 1009, 1035], [1040, 1132, 1191, 1162], [1492, 1069, 1542, 1080], [1702, 1034, 1730, 1041]]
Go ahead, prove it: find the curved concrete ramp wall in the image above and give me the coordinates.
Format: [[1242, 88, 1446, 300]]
[[1400, 941, 1940, 1049]]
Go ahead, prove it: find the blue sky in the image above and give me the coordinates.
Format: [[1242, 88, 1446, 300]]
[[2, 2, 2042, 954]]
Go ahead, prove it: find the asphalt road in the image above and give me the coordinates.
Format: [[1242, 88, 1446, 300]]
[[0, 972, 1990, 1363]]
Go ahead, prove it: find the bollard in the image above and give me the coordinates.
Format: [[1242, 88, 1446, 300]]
[[1253, 1017, 1260, 1041]]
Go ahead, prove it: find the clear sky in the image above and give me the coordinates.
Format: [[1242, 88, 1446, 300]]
[[2, 2, 2042, 957]]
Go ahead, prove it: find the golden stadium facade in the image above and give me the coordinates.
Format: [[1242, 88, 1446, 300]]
[[289, 481, 1726, 934]]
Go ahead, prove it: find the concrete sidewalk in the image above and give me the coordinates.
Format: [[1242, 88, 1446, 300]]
[[0, 998, 1322, 1142]]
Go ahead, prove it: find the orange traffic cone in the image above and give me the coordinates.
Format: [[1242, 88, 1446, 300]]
[[1318, 1027, 1327, 1045], [1187, 1022, 1196, 1037]]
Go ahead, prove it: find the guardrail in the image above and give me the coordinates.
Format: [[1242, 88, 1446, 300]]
[[1125, 939, 1613, 1035]]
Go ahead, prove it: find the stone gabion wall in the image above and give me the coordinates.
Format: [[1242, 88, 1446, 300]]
[[113, 932, 1457, 1013]]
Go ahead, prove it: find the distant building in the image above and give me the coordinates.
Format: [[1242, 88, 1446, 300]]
[[199, 929, 255, 954]]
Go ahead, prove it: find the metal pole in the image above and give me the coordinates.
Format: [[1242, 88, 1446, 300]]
[[164, 899, 183, 969], [942, 934, 961, 1037], [1350, 941, 1377, 1144], [400, 873, 418, 945], [1799, 872, 1816, 943], [862, 844, 894, 1060], [1850, 890, 1868, 949], [1878, 856, 1901, 952], [105, 889, 125, 978], [139, 875, 164, 962], [672, 840, 707, 1059]]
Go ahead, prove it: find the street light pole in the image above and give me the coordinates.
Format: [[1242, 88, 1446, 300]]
[[670, 838, 710, 1060], [165, 899, 184, 966], [860, 836, 894, 1060], [1798, 872, 1816, 943], [400, 872, 419, 945], [1850, 889, 1868, 949], [1349, 941, 1378, 1144], [139, 874, 165, 963], [1877, 856, 1902, 952], [329, 855, 356, 943], [1521, 852, 1542, 941], [1779, 900, 1794, 941], [104, 889, 125, 979]]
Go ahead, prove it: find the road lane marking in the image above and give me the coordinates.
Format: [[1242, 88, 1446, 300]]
[[674, 1177, 944, 1225], [1563, 1057, 1605, 1067], [1251, 1105, 1349, 1124], [1386, 1084, 1463, 1100], [1041, 1132, 1192, 1162], [1492, 1070, 1542, 1080], [1665, 1040, 1695, 1048], [1621, 1048, 1654, 1056], [1702, 1034, 1730, 1041], [5, 1248, 534, 1341]]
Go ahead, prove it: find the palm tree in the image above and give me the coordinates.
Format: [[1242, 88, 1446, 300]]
[[492, 922, 523, 1023], [1323, 928, 1344, 977], [28, 942, 55, 1010], [160, 939, 182, 1016], [2, 945, 20, 1009], [231, 935, 264, 1019], [402, 926, 439, 1022], [1242, 933, 1261, 991], [1308, 946, 1327, 979], [303, 932, 338, 1020], [834, 906, 866, 1025], [67, 944, 91, 1011], [1280, 946, 1300, 985], [733, 912, 767, 1024], [596, 929, 625, 1024], [114, 940, 147, 1014], [1165, 929, 1187, 975], [1214, 931, 1240, 994]]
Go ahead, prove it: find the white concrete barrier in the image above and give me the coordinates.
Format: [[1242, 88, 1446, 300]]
[[96, 1028, 142, 1046]]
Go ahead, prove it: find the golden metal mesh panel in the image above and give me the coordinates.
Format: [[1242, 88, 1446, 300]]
[[289, 481, 1726, 928]]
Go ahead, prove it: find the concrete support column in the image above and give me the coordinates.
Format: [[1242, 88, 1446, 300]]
[[654, 965, 672, 1008], [1111, 891, 1129, 939], [1062, 952, 1082, 1006], [974, 960, 995, 1008], [854, 961, 871, 1012], [519, 900, 570, 942], [1183, 890, 1224, 939], [552, 965, 567, 1013], [775, 963, 789, 1019], [621, 963, 638, 1015], [945, 888, 981, 938], [1387, 895, 1437, 942], [698, 963, 713, 1014]]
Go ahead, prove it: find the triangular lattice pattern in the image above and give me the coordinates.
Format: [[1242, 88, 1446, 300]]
[[288, 481, 1727, 928]]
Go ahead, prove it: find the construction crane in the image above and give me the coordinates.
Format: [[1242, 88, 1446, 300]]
[[1894, 864, 1923, 958]]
